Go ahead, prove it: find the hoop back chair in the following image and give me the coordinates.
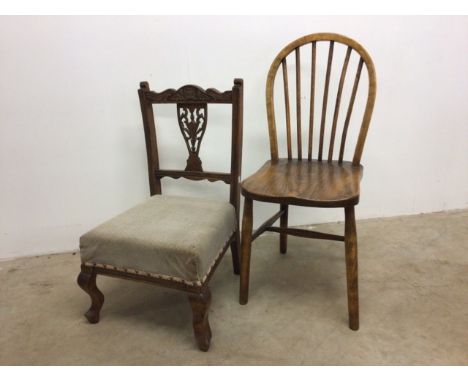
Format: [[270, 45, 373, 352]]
[[78, 79, 243, 351], [239, 33, 376, 330]]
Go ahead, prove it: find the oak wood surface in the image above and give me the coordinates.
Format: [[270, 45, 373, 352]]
[[240, 33, 376, 331], [345, 206, 359, 330], [241, 159, 363, 207], [265, 33, 376, 164]]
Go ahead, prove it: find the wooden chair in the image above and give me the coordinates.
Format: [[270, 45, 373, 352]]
[[77, 79, 243, 351], [239, 33, 376, 330]]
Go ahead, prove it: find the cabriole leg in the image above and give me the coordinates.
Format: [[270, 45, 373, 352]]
[[77, 267, 104, 324], [188, 288, 212, 352]]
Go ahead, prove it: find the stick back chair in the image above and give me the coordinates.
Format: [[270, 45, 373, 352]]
[[78, 79, 243, 351], [239, 33, 376, 330]]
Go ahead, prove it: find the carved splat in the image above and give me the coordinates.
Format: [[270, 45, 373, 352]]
[[177, 103, 208, 172]]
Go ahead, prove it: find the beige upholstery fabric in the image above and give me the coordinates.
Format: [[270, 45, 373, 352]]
[[80, 195, 236, 285]]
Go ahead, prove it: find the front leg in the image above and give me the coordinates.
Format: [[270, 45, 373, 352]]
[[77, 266, 104, 324], [188, 288, 212, 351], [344, 206, 359, 330]]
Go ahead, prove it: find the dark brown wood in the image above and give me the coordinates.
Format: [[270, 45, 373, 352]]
[[239, 197, 253, 305], [229, 78, 244, 274], [230, 230, 241, 275], [242, 34, 376, 331], [138, 82, 162, 195], [318, 41, 334, 161], [281, 58, 292, 159], [345, 206, 359, 330], [177, 103, 208, 172], [241, 159, 363, 208], [188, 288, 212, 352], [266, 226, 344, 242], [279, 204, 288, 253], [143, 85, 233, 104], [155, 169, 231, 184], [308, 41, 316, 160], [295, 47, 302, 160], [251, 209, 285, 242], [77, 267, 104, 324], [78, 79, 243, 351]]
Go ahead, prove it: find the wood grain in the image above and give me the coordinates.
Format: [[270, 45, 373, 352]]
[[282, 58, 292, 159], [345, 206, 359, 330], [241, 159, 363, 207], [265, 33, 376, 163], [241, 33, 375, 330]]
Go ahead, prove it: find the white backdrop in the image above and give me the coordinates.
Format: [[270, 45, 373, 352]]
[[1, 16, 467, 259]]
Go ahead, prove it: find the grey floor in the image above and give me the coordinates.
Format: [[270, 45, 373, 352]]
[[1, 210, 467, 365]]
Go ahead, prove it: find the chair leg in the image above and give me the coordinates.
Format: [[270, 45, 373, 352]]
[[239, 198, 253, 305], [229, 230, 241, 275], [77, 268, 104, 324], [344, 206, 359, 330], [188, 288, 212, 352], [280, 204, 288, 254]]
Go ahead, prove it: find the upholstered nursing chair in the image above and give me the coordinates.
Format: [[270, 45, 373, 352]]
[[78, 79, 243, 351], [239, 33, 376, 330]]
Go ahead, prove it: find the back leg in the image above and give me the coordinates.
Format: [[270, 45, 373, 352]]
[[77, 267, 104, 324], [280, 204, 288, 254], [229, 230, 241, 275]]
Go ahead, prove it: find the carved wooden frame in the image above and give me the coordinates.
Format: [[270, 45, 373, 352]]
[[78, 79, 243, 352]]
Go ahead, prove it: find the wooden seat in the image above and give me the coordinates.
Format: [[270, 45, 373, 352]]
[[239, 33, 376, 331], [242, 159, 363, 207], [77, 79, 244, 352]]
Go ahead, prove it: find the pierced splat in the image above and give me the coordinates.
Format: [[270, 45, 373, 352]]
[[177, 103, 208, 172]]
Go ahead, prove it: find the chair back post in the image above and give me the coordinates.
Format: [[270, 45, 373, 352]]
[[229, 79, 244, 222], [138, 81, 162, 195]]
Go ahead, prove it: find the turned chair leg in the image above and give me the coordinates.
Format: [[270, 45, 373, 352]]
[[229, 230, 241, 275], [239, 198, 253, 305], [280, 204, 288, 254], [344, 206, 359, 330], [77, 267, 104, 324], [188, 288, 212, 352]]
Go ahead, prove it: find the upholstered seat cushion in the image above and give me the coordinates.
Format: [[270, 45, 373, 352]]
[[80, 195, 236, 286]]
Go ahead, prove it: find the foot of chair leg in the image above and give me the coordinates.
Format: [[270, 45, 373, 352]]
[[230, 231, 241, 275], [280, 204, 288, 254], [77, 268, 104, 324], [345, 206, 359, 331], [239, 198, 253, 305], [188, 288, 212, 351]]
